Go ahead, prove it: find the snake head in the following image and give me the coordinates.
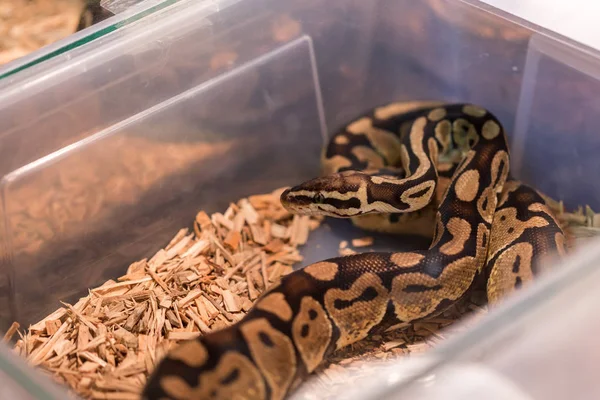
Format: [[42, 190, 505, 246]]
[[280, 171, 369, 218]]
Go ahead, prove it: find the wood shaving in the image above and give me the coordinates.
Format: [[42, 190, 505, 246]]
[[3, 321, 20, 343], [12, 187, 321, 399], [0, 0, 85, 66], [351, 237, 374, 248], [271, 13, 302, 43], [338, 248, 357, 256], [9, 186, 598, 400]]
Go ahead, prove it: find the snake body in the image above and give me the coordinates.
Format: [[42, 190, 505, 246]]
[[142, 102, 566, 400]]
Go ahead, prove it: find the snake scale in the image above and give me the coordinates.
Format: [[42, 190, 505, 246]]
[[142, 101, 566, 400]]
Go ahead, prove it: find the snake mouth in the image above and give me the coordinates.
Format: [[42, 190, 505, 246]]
[[280, 188, 314, 214]]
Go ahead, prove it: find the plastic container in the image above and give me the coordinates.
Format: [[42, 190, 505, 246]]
[[2, 0, 600, 398]]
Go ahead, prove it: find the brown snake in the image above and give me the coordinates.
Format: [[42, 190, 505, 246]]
[[142, 102, 566, 400]]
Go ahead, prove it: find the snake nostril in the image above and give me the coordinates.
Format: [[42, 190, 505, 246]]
[[280, 189, 292, 202]]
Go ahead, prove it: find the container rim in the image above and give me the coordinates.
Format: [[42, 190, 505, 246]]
[[0, 0, 181, 81]]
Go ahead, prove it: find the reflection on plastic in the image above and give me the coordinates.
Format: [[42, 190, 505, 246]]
[[289, 355, 437, 400], [391, 363, 533, 400], [292, 355, 532, 400], [511, 33, 600, 210], [101, 0, 160, 14], [0, 35, 325, 330], [0, 343, 67, 400]]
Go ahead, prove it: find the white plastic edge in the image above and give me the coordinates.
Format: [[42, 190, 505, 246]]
[[479, 0, 600, 51]]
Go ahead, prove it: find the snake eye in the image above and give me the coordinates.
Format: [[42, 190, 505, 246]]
[[314, 193, 325, 204]]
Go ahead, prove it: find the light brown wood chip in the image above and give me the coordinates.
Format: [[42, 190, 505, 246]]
[[352, 237, 374, 247], [3, 322, 20, 343], [10, 185, 594, 400], [11, 187, 321, 399]]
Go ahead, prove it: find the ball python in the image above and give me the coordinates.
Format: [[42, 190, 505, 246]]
[[142, 102, 566, 400]]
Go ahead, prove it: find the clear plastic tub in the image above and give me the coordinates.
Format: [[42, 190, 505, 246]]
[[1, 0, 600, 398]]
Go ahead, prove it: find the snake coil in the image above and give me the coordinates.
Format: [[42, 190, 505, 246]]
[[142, 102, 566, 400]]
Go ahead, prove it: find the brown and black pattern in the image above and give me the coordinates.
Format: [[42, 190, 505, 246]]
[[485, 181, 566, 303], [142, 102, 566, 400]]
